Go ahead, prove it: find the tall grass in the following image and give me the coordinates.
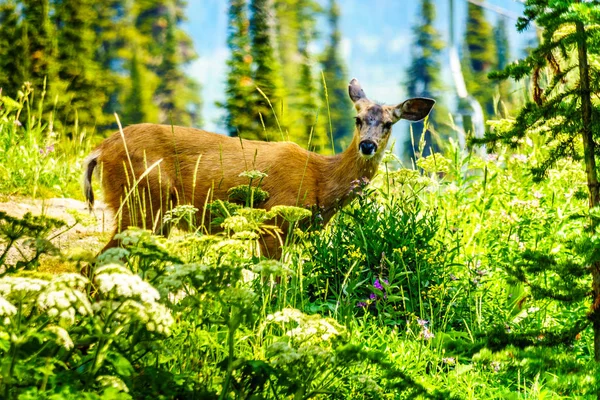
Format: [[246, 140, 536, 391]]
[[0, 83, 94, 199]]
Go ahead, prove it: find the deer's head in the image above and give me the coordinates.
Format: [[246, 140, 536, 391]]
[[348, 78, 435, 159]]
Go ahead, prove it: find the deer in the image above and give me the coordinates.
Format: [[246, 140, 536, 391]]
[[83, 79, 434, 258]]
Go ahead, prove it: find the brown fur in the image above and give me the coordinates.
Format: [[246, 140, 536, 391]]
[[84, 79, 434, 257]]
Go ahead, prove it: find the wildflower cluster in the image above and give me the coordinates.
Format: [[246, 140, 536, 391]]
[[356, 278, 388, 308], [270, 205, 312, 223], [265, 308, 344, 344], [162, 205, 199, 225], [37, 273, 92, 326], [265, 308, 345, 369], [95, 264, 174, 336], [416, 153, 452, 174], [0, 276, 49, 302]]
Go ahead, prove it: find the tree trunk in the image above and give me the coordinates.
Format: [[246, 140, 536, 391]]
[[576, 8, 600, 375]]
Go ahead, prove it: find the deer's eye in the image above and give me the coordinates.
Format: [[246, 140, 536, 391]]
[[384, 122, 393, 130], [355, 117, 363, 128]]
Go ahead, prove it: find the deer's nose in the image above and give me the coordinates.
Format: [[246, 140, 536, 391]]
[[359, 140, 377, 156]]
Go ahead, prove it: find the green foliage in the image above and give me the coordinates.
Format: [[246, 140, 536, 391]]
[[0, 212, 65, 275], [0, 88, 94, 198], [3, 123, 600, 397]]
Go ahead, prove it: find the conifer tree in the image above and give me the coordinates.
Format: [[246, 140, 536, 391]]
[[321, 0, 353, 152], [53, 0, 107, 131], [0, 1, 25, 97], [125, 51, 150, 124], [404, 0, 448, 158], [140, 2, 202, 127], [221, 0, 257, 137], [474, 0, 600, 360], [249, 0, 285, 140], [93, 0, 131, 126], [21, 0, 56, 97], [273, 0, 322, 146], [297, 4, 321, 148], [464, 3, 496, 118], [493, 16, 514, 116]]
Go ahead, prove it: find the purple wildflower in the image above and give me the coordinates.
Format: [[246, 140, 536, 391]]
[[373, 278, 388, 290], [356, 302, 367, 308], [369, 293, 377, 300], [417, 319, 428, 327]]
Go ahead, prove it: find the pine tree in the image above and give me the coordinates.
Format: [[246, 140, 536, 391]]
[[124, 50, 150, 124], [321, 0, 353, 152], [493, 16, 514, 116], [21, 0, 57, 97], [473, 0, 600, 360], [221, 0, 257, 137], [53, 0, 107, 132], [152, 3, 202, 126], [249, 0, 285, 140], [93, 0, 131, 127], [0, 1, 26, 97], [273, 0, 322, 146], [133, 0, 201, 126], [464, 3, 496, 118], [404, 0, 448, 158], [297, 2, 321, 148]]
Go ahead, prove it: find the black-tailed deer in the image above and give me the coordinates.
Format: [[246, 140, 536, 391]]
[[84, 79, 434, 257]]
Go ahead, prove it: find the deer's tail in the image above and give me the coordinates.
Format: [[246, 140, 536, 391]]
[[82, 149, 100, 210]]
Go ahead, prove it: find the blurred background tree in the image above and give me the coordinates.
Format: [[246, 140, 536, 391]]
[[462, 2, 497, 120], [0, 0, 200, 133], [404, 0, 449, 159], [320, 0, 354, 153], [0, 0, 532, 159]]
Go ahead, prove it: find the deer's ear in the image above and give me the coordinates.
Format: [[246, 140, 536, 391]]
[[392, 98, 435, 122], [348, 78, 367, 103]]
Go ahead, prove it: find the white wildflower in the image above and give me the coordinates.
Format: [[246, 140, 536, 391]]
[[44, 325, 74, 350], [0, 295, 17, 317], [146, 302, 174, 336], [512, 154, 527, 163], [95, 263, 133, 276], [267, 341, 302, 366], [51, 273, 89, 290], [96, 375, 129, 393], [0, 277, 49, 301], [266, 308, 343, 343], [96, 272, 159, 304]]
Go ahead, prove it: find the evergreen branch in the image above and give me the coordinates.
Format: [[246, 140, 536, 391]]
[[483, 317, 591, 351]]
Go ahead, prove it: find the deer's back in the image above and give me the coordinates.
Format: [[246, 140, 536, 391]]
[[97, 123, 325, 210]]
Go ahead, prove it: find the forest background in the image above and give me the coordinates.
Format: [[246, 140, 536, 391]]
[[0, 0, 536, 157]]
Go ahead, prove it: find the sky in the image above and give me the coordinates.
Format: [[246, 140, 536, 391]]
[[184, 0, 535, 135]]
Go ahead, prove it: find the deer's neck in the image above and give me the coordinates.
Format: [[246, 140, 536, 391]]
[[318, 135, 382, 221]]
